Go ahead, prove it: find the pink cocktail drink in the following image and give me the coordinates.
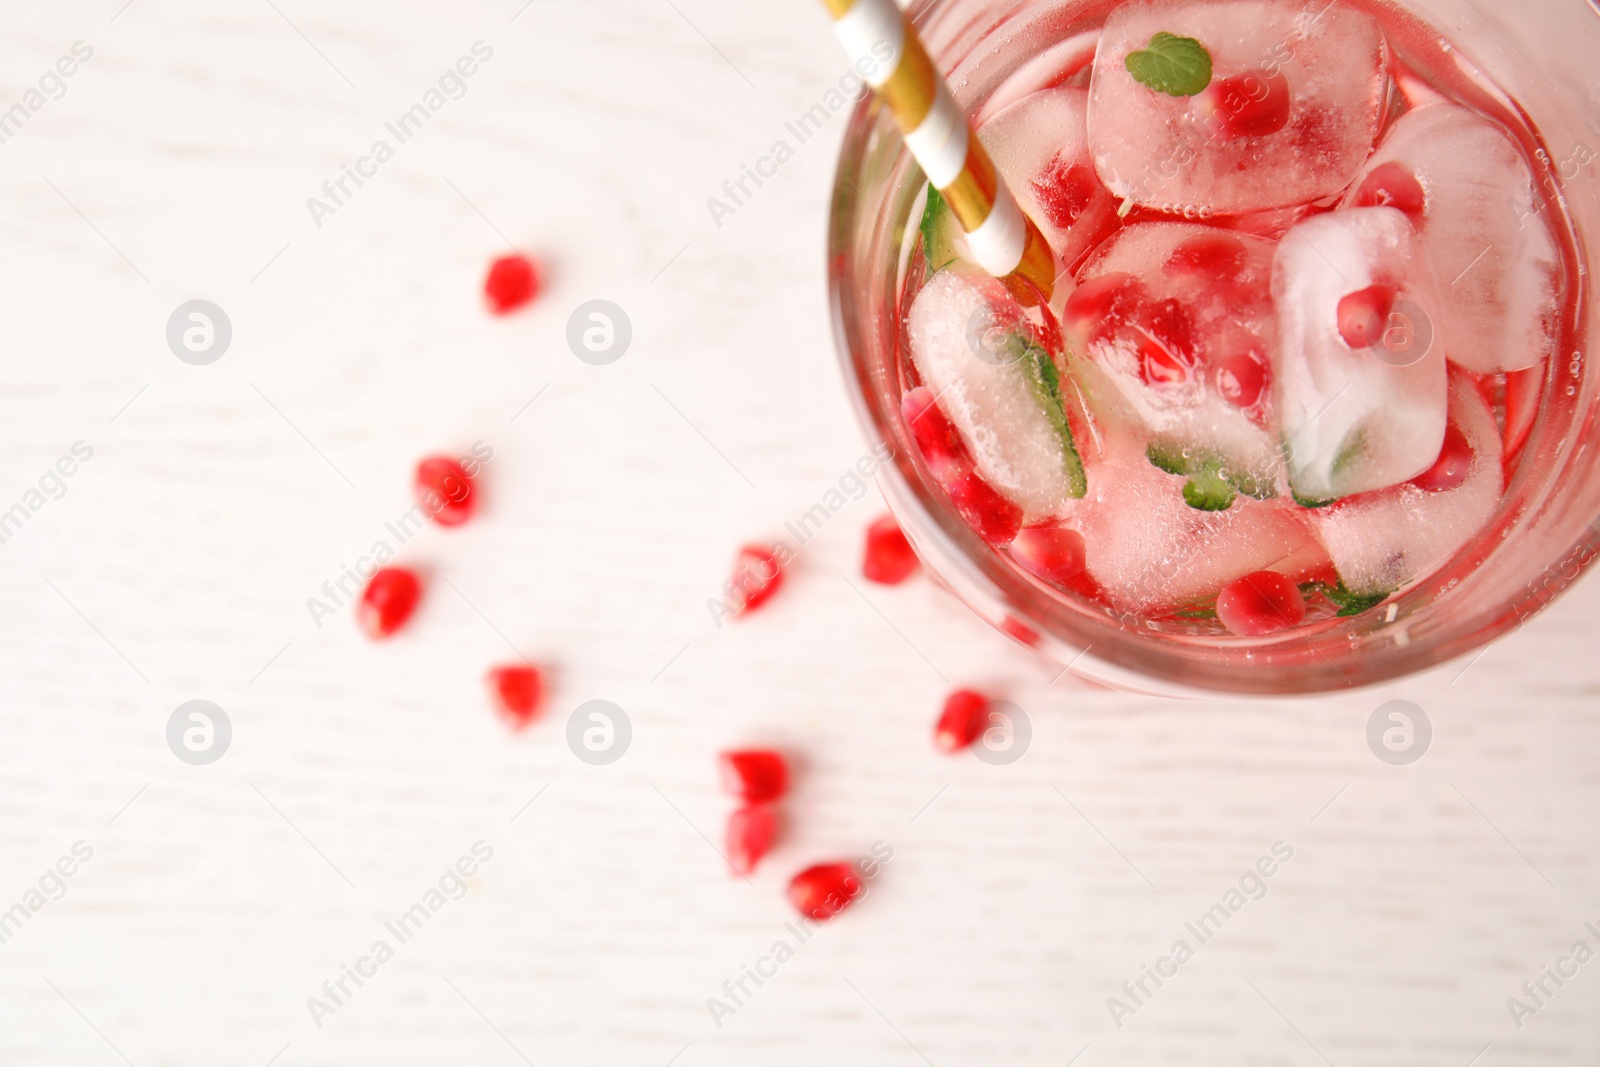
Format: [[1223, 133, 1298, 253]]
[[877, 0, 1582, 674]]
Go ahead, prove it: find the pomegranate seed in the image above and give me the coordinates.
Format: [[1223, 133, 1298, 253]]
[[1337, 284, 1398, 350], [1355, 162, 1427, 218], [935, 689, 990, 753], [1215, 347, 1269, 408], [862, 515, 920, 585], [359, 567, 422, 639], [1009, 525, 1087, 585], [1063, 272, 1144, 345], [902, 387, 967, 478], [1166, 232, 1249, 283], [1412, 424, 1473, 492], [483, 253, 540, 315], [730, 545, 784, 616], [787, 862, 864, 921], [1000, 616, 1041, 647], [1201, 70, 1292, 139], [718, 750, 788, 804], [414, 455, 476, 527], [1031, 156, 1098, 230], [1133, 299, 1196, 387], [1215, 571, 1306, 637], [945, 472, 1024, 546], [487, 664, 545, 728], [1504, 364, 1543, 458], [726, 805, 777, 875]]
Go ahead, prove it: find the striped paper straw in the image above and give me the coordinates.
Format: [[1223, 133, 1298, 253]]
[[822, 0, 1057, 298]]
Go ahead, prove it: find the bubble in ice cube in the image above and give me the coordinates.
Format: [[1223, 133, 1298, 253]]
[[1316, 371, 1505, 595], [1077, 438, 1329, 615], [1271, 206, 1448, 502], [1342, 103, 1561, 374], [1087, 0, 1388, 216], [1065, 221, 1284, 489], [980, 87, 1120, 272], [907, 267, 1086, 518]]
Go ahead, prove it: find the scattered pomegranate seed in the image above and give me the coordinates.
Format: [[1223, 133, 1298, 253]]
[[935, 689, 990, 753], [1337, 283, 1398, 350], [730, 545, 784, 616], [484, 253, 540, 315], [944, 471, 1024, 546], [719, 749, 788, 804], [1009, 525, 1087, 586], [1031, 156, 1098, 230], [1166, 232, 1249, 283], [726, 805, 777, 876], [1201, 70, 1292, 139], [1355, 162, 1427, 218], [487, 664, 545, 728], [359, 567, 422, 640], [414, 455, 476, 527], [862, 516, 919, 585], [1412, 424, 1473, 492], [1215, 571, 1306, 637], [902, 387, 967, 478], [787, 862, 864, 921], [1063, 272, 1144, 345], [1215, 347, 1270, 409]]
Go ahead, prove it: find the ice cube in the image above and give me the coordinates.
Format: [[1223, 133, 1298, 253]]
[[1316, 372, 1505, 595], [1065, 222, 1284, 493], [1076, 438, 1329, 615], [980, 87, 1120, 272], [907, 267, 1087, 518], [1342, 103, 1561, 374], [1087, 0, 1387, 216], [1271, 206, 1447, 502]]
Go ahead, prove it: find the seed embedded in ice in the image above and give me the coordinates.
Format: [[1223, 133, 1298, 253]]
[[944, 472, 1024, 546], [1215, 347, 1269, 409], [1411, 424, 1473, 492], [1166, 232, 1249, 284], [1132, 298, 1197, 386], [1200, 70, 1292, 139], [1355, 162, 1428, 218], [1009, 525, 1088, 586], [1063, 272, 1144, 344], [1216, 571, 1306, 637], [1031, 156, 1099, 229], [1337, 283, 1399, 349]]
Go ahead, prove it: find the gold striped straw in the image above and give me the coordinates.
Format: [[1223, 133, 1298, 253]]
[[821, 0, 1057, 299]]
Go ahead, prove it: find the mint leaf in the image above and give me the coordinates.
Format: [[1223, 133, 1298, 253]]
[[1022, 343, 1088, 498], [1299, 581, 1391, 618], [919, 186, 959, 276], [1146, 442, 1188, 476], [1125, 32, 1213, 97], [1183, 466, 1236, 511], [1291, 490, 1336, 509]]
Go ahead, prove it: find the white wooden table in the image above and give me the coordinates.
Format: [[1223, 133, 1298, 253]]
[[2, 2, 1598, 1064]]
